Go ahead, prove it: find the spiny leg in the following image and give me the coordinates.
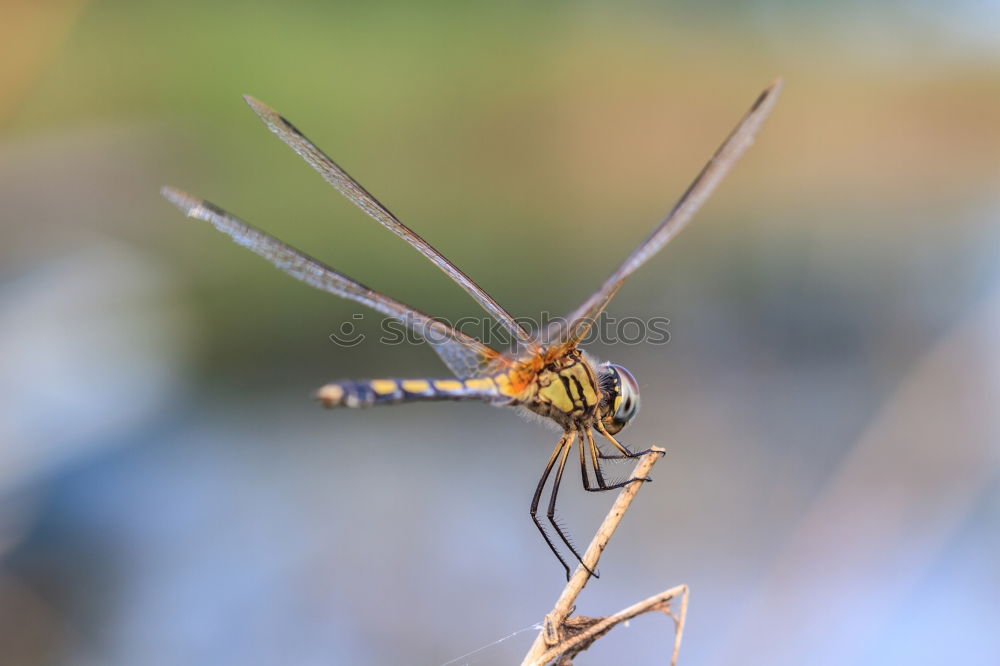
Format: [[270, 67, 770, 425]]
[[582, 427, 648, 492], [547, 433, 597, 580], [577, 431, 592, 489], [578, 426, 616, 491], [595, 420, 661, 460], [531, 431, 576, 579], [587, 426, 609, 489]]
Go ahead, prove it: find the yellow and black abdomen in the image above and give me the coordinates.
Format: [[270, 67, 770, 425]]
[[317, 377, 502, 408]]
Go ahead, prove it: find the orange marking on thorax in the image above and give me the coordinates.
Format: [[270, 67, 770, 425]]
[[491, 354, 549, 400]]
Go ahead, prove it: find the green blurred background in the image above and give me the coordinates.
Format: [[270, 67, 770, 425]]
[[2, 1, 999, 664]]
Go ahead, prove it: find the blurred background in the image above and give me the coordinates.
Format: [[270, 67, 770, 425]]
[[2, 1, 999, 664]]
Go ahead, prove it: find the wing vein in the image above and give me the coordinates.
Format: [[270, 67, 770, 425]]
[[242, 95, 539, 354], [160, 186, 508, 379], [554, 79, 783, 349]]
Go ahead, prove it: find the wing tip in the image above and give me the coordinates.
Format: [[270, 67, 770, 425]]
[[242, 94, 303, 137], [243, 94, 278, 122], [753, 77, 784, 113], [161, 186, 222, 221], [161, 185, 198, 214]]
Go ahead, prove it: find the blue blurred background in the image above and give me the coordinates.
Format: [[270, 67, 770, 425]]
[[2, 1, 999, 664]]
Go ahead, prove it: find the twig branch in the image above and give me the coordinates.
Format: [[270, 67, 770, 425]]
[[534, 584, 688, 666], [521, 446, 686, 665]]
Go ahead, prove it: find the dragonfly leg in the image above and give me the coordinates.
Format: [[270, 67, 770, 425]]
[[530, 430, 576, 580], [595, 421, 662, 460], [583, 427, 649, 491], [578, 431, 613, 491], [587, 427, 609, 489], [547, 434, 598, 581], [577, 431, 592, 489]]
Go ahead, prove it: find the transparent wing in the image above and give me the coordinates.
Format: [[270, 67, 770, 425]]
[[242, 95, 539, 355], [551, 79, 783, 351], [161, 187, 511, 380]]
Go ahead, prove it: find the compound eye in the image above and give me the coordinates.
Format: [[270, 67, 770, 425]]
[[617, 395, 638, 423], [607, 363, 640, 427]]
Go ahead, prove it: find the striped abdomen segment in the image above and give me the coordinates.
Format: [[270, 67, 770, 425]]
[[316, 377, 501, 408]]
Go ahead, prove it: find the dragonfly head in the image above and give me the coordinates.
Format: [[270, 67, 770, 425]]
[[597, 363, 640, 435]]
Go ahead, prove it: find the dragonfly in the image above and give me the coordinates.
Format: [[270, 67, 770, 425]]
[[162, 79, 781, 579]]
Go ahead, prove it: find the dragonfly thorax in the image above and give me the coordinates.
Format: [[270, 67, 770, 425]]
[[517, 352, 603, 427]]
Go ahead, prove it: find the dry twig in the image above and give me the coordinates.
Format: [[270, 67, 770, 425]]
[[520, 447, 687, 665]]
